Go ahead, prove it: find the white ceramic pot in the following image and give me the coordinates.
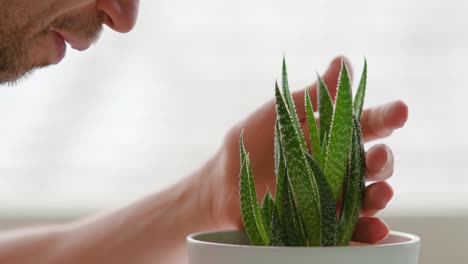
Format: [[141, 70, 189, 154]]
[[187, 230, 420, 264]]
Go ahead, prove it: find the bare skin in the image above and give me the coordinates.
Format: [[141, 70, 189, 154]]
[[0, 1, 409, 263], [0, 0, 138, 83]]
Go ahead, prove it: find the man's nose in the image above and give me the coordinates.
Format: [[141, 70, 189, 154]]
[[97, 0, 140, 33]]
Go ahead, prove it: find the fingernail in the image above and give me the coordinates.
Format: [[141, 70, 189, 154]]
[[389, 100, 409, 129], [382, 146, 393, 171]]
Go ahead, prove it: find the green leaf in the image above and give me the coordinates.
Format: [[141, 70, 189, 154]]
[[274, 120, 282, 179], [281, 170, 307, 246], [270, 202, 287, 246], [275, 83, 321, 246], [354, 59, 367, 121], [337, 116, 366, 246], [321, 131, 328, 152], [274, 124, 305, 246], [274, 121, 286, 217], [305, 88, 322, 166], [305, 152, 337, 246], [339, 166, 350, 223], [282, 57, 308, 152], [261, 190, 274, 239], [239, 135, 269, 246], [318, 75, 333, 149], [324, 61, 355, 202]]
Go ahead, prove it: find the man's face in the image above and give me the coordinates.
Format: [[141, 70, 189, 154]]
[[0, 0, 139, 84]]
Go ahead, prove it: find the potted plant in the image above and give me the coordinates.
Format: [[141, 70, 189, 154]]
[[187, 58, 420, 264]]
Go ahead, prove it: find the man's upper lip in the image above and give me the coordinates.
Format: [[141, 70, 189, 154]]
[[54, 31, 92, 52]]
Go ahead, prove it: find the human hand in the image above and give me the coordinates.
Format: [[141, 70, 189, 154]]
[[206, 56, 409, 244]]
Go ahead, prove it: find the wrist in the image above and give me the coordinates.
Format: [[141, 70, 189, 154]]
[[187, 151, 225, 231], [201, 146, 243, 231]]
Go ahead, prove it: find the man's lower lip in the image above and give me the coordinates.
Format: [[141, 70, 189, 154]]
[[52, 31, 66, 64]]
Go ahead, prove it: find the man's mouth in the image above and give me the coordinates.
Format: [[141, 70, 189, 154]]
[[54, 31, 92, 52], [51, 31, 66, 64]]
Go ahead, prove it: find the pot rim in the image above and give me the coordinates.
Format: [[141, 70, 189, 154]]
[[187, 230, 420, 249]]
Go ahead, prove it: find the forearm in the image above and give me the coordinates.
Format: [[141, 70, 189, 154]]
[[0, 156, 218, 264], [0, 225, 65, 263]]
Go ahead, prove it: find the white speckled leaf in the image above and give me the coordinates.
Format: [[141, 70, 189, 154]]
[[239, 135, 269, 246], [305, 152, 337, 246], [281, 170, 307, 246], [324, 61, 354, 201], [273, 121, 286, 217], [337, 116, 366, 246], [275, 83, 321, 246], [261, 190, 274, 239], [321, 131, 328, 152], [305, 88, 323, 166], [318, 75, 334, 149], [354, 59, 367, 121], [270, 200, 287, 246], [282, 57, 307, 152]]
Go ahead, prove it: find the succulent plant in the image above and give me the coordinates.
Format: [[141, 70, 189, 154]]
[[239, 57, 368, 247]]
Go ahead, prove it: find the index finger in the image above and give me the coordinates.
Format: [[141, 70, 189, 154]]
[[360, 100, 409, 142]]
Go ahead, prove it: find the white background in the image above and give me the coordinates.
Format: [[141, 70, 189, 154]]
[[0, 0, 467, 218]]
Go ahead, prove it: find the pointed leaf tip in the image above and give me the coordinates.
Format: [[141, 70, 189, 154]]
[[354, 58, 368, 121], [261, 190, 274, 240], [275, 77, 322, 245], [239, 138, 269, 246], [318, 75, 334, 152], [280, 58, 307, 151], [305, 88, 323, 165], [324, 60, 354, 202]]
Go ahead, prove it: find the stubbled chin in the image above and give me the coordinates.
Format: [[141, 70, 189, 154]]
[[27, 31, 66, 67], [0, 32, 63, 83]]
